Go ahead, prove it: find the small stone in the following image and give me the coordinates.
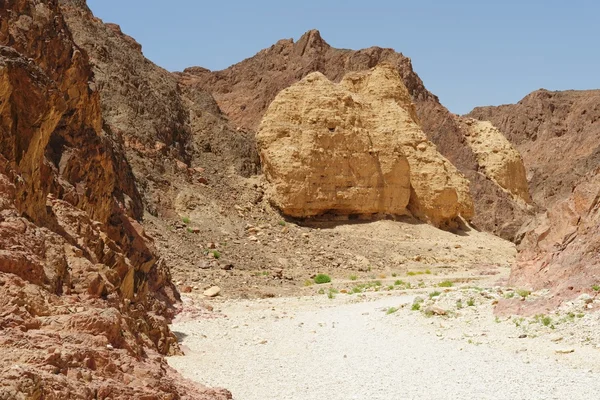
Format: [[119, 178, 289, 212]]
[[555, 348, 575, 354], [518, 334, 527, 339], [426, 306, 447, 316], [203, 286, 221, 297], [272, 268, 284, 278], [550, 335, 563, 342], [221, 264, 234, 271], [181, 285, 193, 293]]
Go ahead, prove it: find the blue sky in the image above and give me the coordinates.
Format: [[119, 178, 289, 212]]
[[87, 0, 599, 114]]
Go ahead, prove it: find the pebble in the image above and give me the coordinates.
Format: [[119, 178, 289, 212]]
[[203, 286, 221, 297]]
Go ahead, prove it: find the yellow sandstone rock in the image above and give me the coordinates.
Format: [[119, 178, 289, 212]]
[[461, 118, 531, 203], [257, 63, 474, 228]]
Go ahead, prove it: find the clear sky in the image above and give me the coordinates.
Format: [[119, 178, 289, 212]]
[[87, 0, 599, 114]]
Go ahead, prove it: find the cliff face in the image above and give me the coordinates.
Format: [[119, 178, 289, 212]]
[[257, 65, 473, 227], [468, 90, 600, 298], [0, 1, 230, 398], [180, 30, 532, 240], [58, 0, 259, 217]]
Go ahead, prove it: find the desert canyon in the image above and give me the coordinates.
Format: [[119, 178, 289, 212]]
[[0, 1, 599, 399]]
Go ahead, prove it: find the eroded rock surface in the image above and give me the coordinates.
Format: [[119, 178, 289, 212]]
[[460, 118, 531, 203], [257, 65, 473, 228], [0, 1, 230, 398], [468, 90, 600, 301], [512, 169, 600, 296], [58, 0, 259, 217]]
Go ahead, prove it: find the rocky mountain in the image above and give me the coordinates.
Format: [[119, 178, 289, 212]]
[[469, 89, 600, 210], [179, 30, 533, 240], [0, 0, 230, 398], [468, 90, 600, 298], [58, 0, 259, 218]]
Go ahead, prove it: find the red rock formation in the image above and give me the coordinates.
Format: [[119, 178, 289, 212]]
[[0, 1, 230, 398], [179, 30, 532, 240], [469, 90, 600, 298]]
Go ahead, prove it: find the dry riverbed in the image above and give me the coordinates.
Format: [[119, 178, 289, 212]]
[[168, 286, 600, 400]]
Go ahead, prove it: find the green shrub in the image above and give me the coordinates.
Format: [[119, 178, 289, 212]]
[[467, 298, 475, 307], [411, 303, 421, 311], [314, 274, 332, 284], [349, 275, 358, 281], [429, 291, 441, 298], [516, 289, 531, 298], [438, 280, 453, 288], [386, 307, 399, 315], [182, 217, 191, 224]]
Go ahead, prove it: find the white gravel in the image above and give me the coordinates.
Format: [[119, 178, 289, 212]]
[[168, 294, 600, 400]]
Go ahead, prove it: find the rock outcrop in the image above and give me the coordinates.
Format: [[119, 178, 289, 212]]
[[181, 29, 531, 240], [511, 169, 600, 296], [257, 64, 473, 228], [0, 1, 230, 398], [468, 90, 600, 298], [468, 89, 600, 210], [460, 119, 531, 203]]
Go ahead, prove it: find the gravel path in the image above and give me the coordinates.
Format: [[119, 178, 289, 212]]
[[168, 295, 600, 400]]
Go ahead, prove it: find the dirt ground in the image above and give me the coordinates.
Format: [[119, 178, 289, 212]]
[[145, 173, 517, 300]]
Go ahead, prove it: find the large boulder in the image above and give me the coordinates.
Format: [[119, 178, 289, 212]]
[[257, 64, 473, 228]]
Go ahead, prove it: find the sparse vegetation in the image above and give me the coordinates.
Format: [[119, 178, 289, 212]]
[[425, 269, 432, 274], [327, 288, 338, 299], [504, 292, 515, 299], [467, 298, 475, 307], [592, 284, 600, 292], [391, 273, 398, 277], [516, 289, 531, 298], [349, 275, 358, 281], [211, 250, 221, 259], [407, 271, 417, 276], [438, 280, 453, 288], [456, 299, 463, 309], [182, 217, 191, 224], [186, 227, 194, 233], [304, 280, 314, 287], [314, 274, 332, 284], [411, 303, 421, 311], [534, 314, 553, 327], [386, 307, 399, 315], [278, 220, 286, 226], [429, 291, 441, 299]]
